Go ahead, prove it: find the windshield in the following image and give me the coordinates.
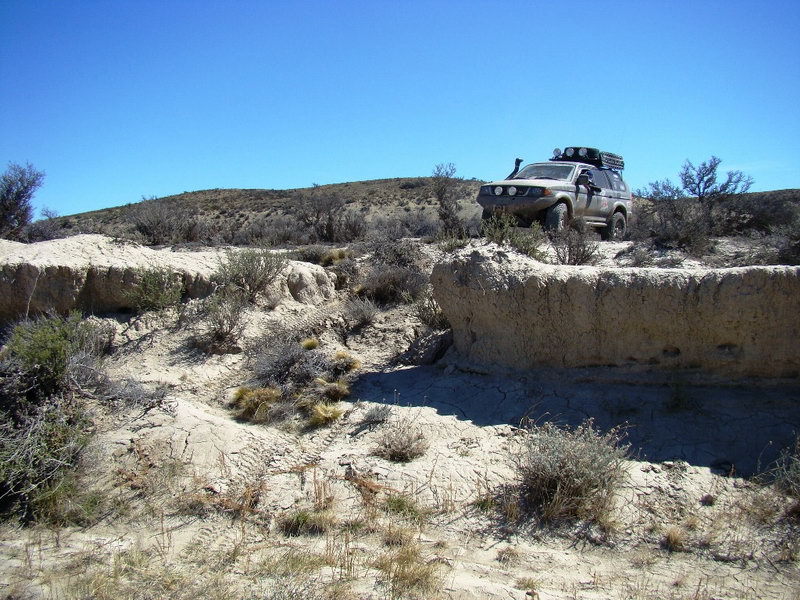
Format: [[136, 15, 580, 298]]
[[513, 163, 575, 181]]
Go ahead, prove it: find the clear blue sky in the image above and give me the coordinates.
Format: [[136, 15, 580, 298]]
[[2, 0, 799, 218]]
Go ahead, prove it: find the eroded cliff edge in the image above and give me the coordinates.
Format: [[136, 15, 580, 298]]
[[431, 247, 800, 377]]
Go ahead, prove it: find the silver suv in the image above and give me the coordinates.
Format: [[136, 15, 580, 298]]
[[476, 147, 632, 240]]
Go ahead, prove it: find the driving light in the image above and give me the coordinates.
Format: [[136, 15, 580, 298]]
[[507, 186, 517, 196], [494, 186, 503, 196]]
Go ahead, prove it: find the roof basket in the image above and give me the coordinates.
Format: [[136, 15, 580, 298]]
[[550, 147, 625, 170]]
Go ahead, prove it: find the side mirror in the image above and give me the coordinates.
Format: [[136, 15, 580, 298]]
[[577, 172, 600, 192]]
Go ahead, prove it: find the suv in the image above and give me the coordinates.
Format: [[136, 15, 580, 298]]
[[476, 146, 632, 240]]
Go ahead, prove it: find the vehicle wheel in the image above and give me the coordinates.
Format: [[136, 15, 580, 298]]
[[601, 212, 627, 241], [481, 208, 493, 221], [544, 203, 568, 231]]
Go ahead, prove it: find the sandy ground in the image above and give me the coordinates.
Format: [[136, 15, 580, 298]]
[[1, 237, 798, 599]]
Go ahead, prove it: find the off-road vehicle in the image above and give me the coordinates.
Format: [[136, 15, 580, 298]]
[[476, 146, 632, 240]]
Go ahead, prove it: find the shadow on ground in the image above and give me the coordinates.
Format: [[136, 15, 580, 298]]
[[352, 364, 800, 477]]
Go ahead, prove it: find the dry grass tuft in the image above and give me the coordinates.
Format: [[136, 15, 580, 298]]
[[373, 417, 429, 463], [308, 402, 344, 427], [231, 386, 282, 423], [662, 525, 687, 552], [301, 337, 320, 350]]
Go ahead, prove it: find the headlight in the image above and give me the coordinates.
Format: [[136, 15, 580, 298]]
[[507, 186, 517, 196], [479, 185, 492, 195], [493, 186, 503, 196]]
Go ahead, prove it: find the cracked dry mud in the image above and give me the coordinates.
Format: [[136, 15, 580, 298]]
[[1, 242, 799, 600]]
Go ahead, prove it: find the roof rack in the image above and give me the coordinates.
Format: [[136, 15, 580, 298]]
[[550, 147, 625, 170]]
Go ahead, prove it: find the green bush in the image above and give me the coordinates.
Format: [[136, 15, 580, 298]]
[[3, 312, 109, 397], [125, 268, 183, 313], [0, 313, 110, 521], [481, 213, 547, 259], [214, 247, 286, 303]]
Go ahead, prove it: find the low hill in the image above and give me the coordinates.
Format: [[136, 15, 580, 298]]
[[55, 177, 484, 243]]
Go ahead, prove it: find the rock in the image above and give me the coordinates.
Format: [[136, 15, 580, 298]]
[[0, 235, 338, 324], [284, 261, 336, 304], [431, 248, 800, 377]]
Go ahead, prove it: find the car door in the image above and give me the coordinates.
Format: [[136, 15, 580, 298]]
[[583, 168, 612, 221]]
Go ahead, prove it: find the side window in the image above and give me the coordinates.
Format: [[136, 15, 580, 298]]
[[606, 170, 628, 193], [589, 169, 610, 189]]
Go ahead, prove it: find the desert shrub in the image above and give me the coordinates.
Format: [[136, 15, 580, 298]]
[[432, 162, 466, 237], [214, 247, 286, 303], [634, 198, 712, 256], [374, 417, 429, 463], [482, 213, 548, 259], [194, 291, 248, 354], [3, 312, 110, 397], [0, 314, 111, 521], [0, 394, 90, 522], [551, 222, 599, 265], [124, 268, 183, 313], [414, 288, 449, 330], [344, 297, 378, 329], [130, 197, 186, 245], [290, 244, 329, 264], [517, 419, 629, 522], [436, 232, 469, 252], [332, 351, 361, 373], [359, 265, 427, 305], [775, 207, 800, 265], [767, 436, 800, 499]]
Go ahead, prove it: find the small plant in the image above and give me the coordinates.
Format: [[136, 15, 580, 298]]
[[124, 267, 183, 313], [382, 524, 414, 547], [481, 213, 547, 259], [232, 386, 282, 423], [517, 419, 629, 523], [301, 337, 320, 350], [662, 525, 686, 552], [214, 247, 285, 303], [551, 222, 599, 265], [333, 351, 361, 373], [373, 543, 441, 600], [496, 546, 520, 565], [344, 297, 378, 329], [374, 417, 429, 463], [279, 508, 335, 536], [307, 402, 344, 427], [414, 288, 449, 330], [383, 494, 427, 523], [767, 436, 800, 499], [195, 291, 248, 354], [436, 232, 469, 253], [359, 264, 427, 305], [314, 378, 350, 401]]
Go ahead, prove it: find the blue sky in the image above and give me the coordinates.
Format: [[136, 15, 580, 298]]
[[1, 0, 799, 218]]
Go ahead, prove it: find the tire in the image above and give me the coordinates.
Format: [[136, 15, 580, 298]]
[[481, 208, 493, 221], [601, 211, 627, 241], [544, 203, 568, 231]]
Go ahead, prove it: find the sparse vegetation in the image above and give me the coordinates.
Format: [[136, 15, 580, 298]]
[[413, 288, 449, 330]]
